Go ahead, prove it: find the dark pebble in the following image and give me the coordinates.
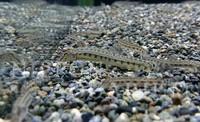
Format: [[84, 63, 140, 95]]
[[62, 72, 75, 81], [136, 107, 146, 113], [94, 96, 104, 104], [116, 106, 132, 114], [192, 96, 200, 105], [82, 112, 93, 122], [69, 102, 80, 108], [188, 106, 199, 115], [3, 67, 12, 77], [179, 107, 190, 116], [50, 76, 63, 82], [155, 100, 163, 106], [128, 101, 140, 107], [13, 70, 22, 77], [190, 77, 199, 84], [70, 100, 84, 108], [173, 70, 181, 75]]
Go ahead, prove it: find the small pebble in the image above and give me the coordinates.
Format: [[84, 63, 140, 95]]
[[53, 99, 65, 107], [132, 90, 145, 101], [89, 115, 101, 122], [22, 71, 30, 78], [82, 112, 93, 122], [115, 113, 130, 122]]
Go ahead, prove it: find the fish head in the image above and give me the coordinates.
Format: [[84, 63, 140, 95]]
[[60, 49, 77, 62]]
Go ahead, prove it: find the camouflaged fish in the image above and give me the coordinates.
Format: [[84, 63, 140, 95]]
[[116, 39, 148, 55], [143, 57, 200, 72], [11, 81, 39, 122], [0, 49, 30, 67], [101, 77, 163, 88], [60, 47, 158, 72]]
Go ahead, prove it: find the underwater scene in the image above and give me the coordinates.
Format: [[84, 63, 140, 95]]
[[0, 0, 200, 122]]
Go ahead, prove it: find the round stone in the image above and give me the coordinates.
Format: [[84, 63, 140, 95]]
[[102, 116, 110, 122], [115, 113, 129, 122], [132, 90, 145, 101], [82, 112, 93, 122], [89, 115, 102, 122], [61, 113, 72, 121], [53, 99, 65, 107], [22, 71, 30, 78], [41, 86, 51, 92]]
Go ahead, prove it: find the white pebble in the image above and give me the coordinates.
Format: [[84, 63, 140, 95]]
[[132, 90, 145, 101], [71, 109, 82, 122], [0, 118, 10, 122], [22, 71, 30, 78], [132, 107, 137, 113], [71, 108, 81, 115], [102, 116, 110, 122], [87, 87, 95, 96], [36, 70, 45, 79], [195, 113, 200, 116], [53, 63, 58, 67], [115, 113, 129, 122], [124, 72, 136, 77], [53, 99, 65, 106], [150, 114, 160, 120]]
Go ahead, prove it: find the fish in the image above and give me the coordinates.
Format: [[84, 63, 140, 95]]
[[0, 50, 22, 67], [142, 56, 200, 72], [116, 39, 148, 55], [60, 47, 158, 72], [11, 81, 39, 122], [101, 77, 164, 88], [116, 40, 200, 72], [159, 59, 200, 72]]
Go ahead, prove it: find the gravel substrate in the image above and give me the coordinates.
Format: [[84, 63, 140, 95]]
[[0, 1, 200, 122]]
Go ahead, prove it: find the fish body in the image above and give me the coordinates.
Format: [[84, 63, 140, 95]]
[[11, 82, 39, 122], [60, 47, 158, 72], [101, 77, 163, 88]]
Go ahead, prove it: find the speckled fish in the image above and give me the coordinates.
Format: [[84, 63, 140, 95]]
[[160, 59, 200, 72], [60, 47, 158, 72], [0, 49, 30, 68], [101, 77, 163, 88], [11, 82, 39, 122], [116, 39, 148, 55], [143, 56, 200, 72]]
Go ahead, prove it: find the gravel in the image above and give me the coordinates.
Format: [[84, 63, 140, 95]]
[[0, 0, 200, 122]]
